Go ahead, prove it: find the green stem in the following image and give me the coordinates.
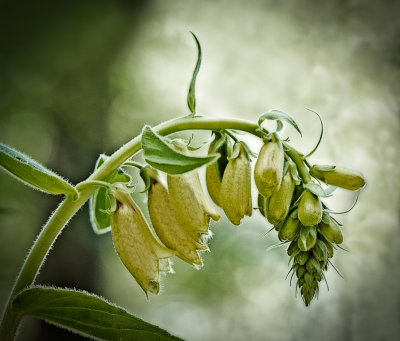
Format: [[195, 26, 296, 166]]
[[0, 115, 307, 340], [284, 145, 311, 183]]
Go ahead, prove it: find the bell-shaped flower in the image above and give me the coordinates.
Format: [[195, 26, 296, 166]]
[[110, 189, 175, 296], [168, 170, 220, 238], [147, 169, 207, 268]]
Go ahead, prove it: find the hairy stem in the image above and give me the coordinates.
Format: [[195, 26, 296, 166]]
[[0, 115, 308, 340]]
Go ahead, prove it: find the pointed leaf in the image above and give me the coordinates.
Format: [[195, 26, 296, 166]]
[[303, 183, 333, 197], [12, 286, 181, 341], [0, 143, 77, 196], [89, 155, 131, 234], [311, 164, 336, 172], [258, 109, 302, 136], [141, 126, 220, 174], [187, 32, 202, 116]]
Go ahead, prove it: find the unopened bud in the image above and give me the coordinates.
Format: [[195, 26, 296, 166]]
[[206, 163, 222, 207], [298, 225, 317, 251], [254, 140, 284, 197], [220, 144, 252, 225], [278, 209, 300, 241], [310, 165, 366, 191], [319, 218, 343, 244], [298, 190, 322, 226], [296, 266, 306, 278], [287, 240, 300, 256], [110, 190, 174, 296], [205, 135, 227, 207], [257, 193, 268, 218], [305, 256, 320, 274], [267, 170, 295, 225], [295, 251, 311, 266], [320, 236, 334, 258], [312, 239, 328, 262]]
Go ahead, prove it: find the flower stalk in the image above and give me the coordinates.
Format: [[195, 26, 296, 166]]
[[0, 115, 311, 340]]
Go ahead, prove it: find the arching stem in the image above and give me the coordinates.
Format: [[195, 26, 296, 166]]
[[0, 115, 310, 340]]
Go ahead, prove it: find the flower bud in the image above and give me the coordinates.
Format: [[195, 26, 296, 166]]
[[305, 256, 321, 274], [267, 170, 295, 225], [147, 170, 206, 268], [220, 144, 252, 225], [278, 209, 300, 241], [296, 266, 306, 278], [319, 218, 343, 244], [310, 165, 366, 191], [319, 236, 334, 258], [110, 190, 175, 296], [254, 140, 284, 197], [314, 272, 322, 282], [168, 170, 220, 237], [298, 225, 317, 251], [311, 239, 328, 262], [295, 251, 311, 266], [205, 134, 228, 207], [257, 193, 268, 218], [206, 163, 222, 207], [298, 190, 322, 226], [287, 240, 300, 256], [303, 272, 314, 287]]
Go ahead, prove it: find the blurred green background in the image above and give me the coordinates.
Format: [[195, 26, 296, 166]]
[[1, 0, 399, 340]]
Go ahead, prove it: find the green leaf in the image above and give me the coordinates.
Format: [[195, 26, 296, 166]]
[[12, 286, 182, 341], [311, 164, 336, 172], [141, 126, 220, 174], [89, 155, 131, 234], [0, 143, 77, 197], [303, 183, 333, 197], [187, 32, 202, 116], [258, 109, 302, 136], [288, 161, 301, 185]]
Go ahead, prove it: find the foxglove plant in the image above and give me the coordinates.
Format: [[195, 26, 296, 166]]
[[0, 33, 365, 340]]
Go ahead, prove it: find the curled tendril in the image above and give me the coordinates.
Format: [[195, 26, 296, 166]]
[[304, 108, 324, 158], [326, 190, 361, 215]]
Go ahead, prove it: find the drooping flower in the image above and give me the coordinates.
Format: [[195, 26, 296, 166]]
[[147, 169, 207, 268], [168, 170, 220, 237], [110, 189, 175, 296]]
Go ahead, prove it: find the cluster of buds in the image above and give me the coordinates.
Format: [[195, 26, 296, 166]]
[[106, 118, 365, 306], [254, 132, 365, 305]]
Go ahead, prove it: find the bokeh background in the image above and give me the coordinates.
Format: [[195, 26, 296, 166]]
[[1, 0, 399, 340]]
